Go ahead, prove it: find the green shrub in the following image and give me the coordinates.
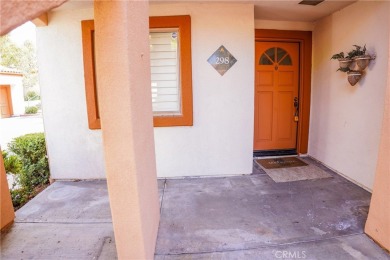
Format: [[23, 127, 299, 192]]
[[25, 106, 38, 114], [24, 91, 40, 101], [8, 133, 50, 193], [10, 188, 30, 209], [2, 150, 22, 175]]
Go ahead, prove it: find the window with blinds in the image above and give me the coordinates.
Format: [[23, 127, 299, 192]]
[[82, 16, 192, 128], [149, 30, 181, 115]]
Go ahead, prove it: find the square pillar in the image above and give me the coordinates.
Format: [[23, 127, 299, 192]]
[[364, 75, 390, 251], [364, 20, 390, 250], [1, 148, 15, 230], [94, 1, 160, 259]]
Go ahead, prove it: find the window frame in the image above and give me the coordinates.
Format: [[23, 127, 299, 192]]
[[149, 15, 193, 127], [81, 15, 193, 129], [81, 20, 100, 129]]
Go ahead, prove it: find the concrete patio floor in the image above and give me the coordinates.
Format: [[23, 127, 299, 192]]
[[1, 157, 389, 259]]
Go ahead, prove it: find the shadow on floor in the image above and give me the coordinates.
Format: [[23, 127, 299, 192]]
[[1, 157, 389, 259]]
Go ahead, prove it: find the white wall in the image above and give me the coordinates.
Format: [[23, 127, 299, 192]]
[[150, 3, 255, 177], [37, 3, 255, 179], [36, 8, 106, 179], [0, 74, 25, 116], [309, 1, 390, 190]]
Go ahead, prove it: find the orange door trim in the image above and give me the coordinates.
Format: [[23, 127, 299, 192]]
[[255, 30, 312, 154]]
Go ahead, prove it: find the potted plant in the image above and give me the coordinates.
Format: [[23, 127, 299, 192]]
[[332, 44, 374, 86], [347, 70, 362, 86], [331, 52, 352, 69], [346, 45, 366, 59], [336, 66, 362, 86], [350, 45, 372, 70]]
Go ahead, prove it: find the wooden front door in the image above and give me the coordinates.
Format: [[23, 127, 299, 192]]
[[0, 86, 12, 118], [254, 42, 300, 151]]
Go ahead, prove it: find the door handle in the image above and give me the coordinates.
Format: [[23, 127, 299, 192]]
[[294, 97, 299, 122]]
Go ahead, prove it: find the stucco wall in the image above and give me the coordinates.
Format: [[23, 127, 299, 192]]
[[309, 1, 390, 190], [255, 19, 314, 31], [37, 3, 254, 179], [10, 83, 24, 116], [150, 3, 254, 177], [36, 8, 105, 179], [0, 74, 25, 116]]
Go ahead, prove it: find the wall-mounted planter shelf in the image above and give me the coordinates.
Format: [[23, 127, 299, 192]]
[[355, 55, 372, 71], [339, 58, 353, 69], [332, 45, 375, 86], [347, 70, 362, 86]]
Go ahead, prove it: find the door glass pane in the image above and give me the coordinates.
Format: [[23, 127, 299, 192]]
[[277, 48, 287, 63], [259, 54, 273, 65], [265, 48, 275, 62], [279, 55, 292, 65]]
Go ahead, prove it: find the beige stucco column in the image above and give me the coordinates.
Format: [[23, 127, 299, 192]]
[[94, 1, 160, 259], [1, 148, 15, 230], [364, 61, 390, 250]]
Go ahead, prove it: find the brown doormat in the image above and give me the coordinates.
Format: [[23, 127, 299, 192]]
[[256, 157, 308, 169]]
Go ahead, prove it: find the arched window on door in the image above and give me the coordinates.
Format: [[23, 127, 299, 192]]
[[259, 47, 292, 66]]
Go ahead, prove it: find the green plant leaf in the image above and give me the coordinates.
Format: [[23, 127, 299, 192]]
[[337, 67, 351, 72], [331, 52, 344, 60]]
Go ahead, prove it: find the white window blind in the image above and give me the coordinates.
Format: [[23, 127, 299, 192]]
[[149, 30, 181, 115]]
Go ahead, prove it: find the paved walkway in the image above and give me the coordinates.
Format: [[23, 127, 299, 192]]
[[1, 180, 116, 259], [1, 158, 389, 259]]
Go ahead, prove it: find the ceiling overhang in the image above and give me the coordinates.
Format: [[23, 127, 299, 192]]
[[53, 0, 357, 23], [253, 0, 356, 22]]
